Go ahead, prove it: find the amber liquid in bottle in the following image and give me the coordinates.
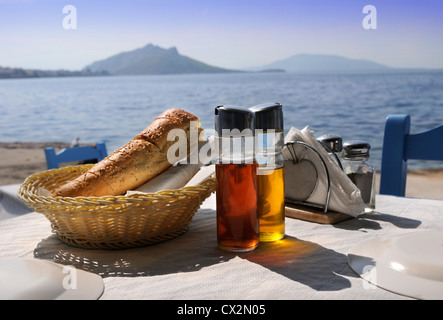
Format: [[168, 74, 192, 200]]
[[216, 163, 259, 252], [258, 167, 285, 242]]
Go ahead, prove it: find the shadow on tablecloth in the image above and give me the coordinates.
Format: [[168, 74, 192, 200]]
[[33, 208, 355, 292], [331, 210, 422, 232]]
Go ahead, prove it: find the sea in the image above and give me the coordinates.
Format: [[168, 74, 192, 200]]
[[1, 71, 443, 170]]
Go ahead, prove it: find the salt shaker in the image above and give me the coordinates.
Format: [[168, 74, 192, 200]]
[[317, 133, 343, 169], [342, 141, 376, 213]]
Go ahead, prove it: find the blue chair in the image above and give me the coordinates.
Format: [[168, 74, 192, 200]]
[[45, 142, 108, 169], [380, 114, 443, 196]]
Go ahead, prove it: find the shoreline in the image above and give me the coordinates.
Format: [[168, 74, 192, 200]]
[[1, 142, 443, 200]]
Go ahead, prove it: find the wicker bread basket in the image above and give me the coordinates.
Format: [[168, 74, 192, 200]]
[[17, 164, 215, 249]]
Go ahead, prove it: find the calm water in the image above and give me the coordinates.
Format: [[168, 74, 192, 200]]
[[1, 71, 443, 170]]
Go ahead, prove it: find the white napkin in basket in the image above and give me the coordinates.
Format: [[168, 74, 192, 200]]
[[126, 163, 202, 195], [184, 164, 215, 187], [126, 137, 215, 195]]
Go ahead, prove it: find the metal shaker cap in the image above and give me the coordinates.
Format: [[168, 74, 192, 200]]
[[318, 134, 343, 153], [215, 105, 255, 135], [249, 102, 283, 131], [343, 140, 371, 159]]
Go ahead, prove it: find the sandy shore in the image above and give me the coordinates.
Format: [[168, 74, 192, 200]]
[[0, 142, 88, 185], [1, 142, 443, 200]]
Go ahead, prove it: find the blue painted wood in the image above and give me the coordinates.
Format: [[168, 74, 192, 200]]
[[45, 142, 108, 169], [380, 114, 443, 196], [405, 125, 443, 161]]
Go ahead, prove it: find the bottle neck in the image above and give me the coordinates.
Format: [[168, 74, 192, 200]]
[[216, 134, 255, 164], [343, 155, 369, 162]]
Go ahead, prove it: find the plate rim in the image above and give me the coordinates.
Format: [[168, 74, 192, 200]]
[[0, 257, 104, 300], [347, 230, 443, 300]]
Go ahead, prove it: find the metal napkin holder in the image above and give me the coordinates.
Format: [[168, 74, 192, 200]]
[[284, 140, 332, 213]]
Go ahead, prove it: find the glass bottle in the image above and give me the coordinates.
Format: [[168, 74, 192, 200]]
[[342, 141, 376, 213], [317, 133, 343, 169], [249, 103, 285, 242], [214, 105, 259, 252]]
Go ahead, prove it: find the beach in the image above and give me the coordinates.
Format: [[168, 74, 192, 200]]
[[0, 142, 81, 185], [1, 142, 443, 200]]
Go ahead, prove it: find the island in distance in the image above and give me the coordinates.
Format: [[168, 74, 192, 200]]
[[85, 43, 393, 76], [84, 43, 240, 75], [248, 53, 391, 73], [4, 42, 421, 80]]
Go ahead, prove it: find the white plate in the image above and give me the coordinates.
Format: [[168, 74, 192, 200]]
[[0, 258, 104, 300], [347, 230, 443, 300]]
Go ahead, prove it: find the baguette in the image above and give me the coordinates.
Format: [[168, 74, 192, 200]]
[[52, 108, 202, 197]]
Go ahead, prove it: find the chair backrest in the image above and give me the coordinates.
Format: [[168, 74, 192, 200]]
[[45, 142, 108, 169], [380, 114, 443, 196]]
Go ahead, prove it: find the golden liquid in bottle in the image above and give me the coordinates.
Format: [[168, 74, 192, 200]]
[[216, 163, 259, 252], [258, 166, 285, 242]]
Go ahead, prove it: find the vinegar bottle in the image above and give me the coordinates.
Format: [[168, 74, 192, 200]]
[[215, 105, 259, 252], [249, 103, 285, 242]]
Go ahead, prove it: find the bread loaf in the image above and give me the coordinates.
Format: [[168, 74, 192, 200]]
[[52, 108, 202, 197]]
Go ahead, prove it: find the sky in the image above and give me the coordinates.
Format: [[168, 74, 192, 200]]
[[1, 0, 443, 71]]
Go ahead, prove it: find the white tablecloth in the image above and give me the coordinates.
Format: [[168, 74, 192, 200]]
[[0, 193, 442, 300]]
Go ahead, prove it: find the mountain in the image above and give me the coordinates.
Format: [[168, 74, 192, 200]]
[[84, 43, 237, 75], [252, 53, 391, 73]]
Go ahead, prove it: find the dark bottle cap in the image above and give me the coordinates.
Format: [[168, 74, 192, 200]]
[[343, 140, 371, 159], [317, 134, 343, 152], [249, 102, 283, 131], [215, 105, 255, 135]]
